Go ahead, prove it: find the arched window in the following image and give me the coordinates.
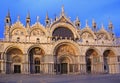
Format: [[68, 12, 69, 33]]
[[52, 27, 74, 39]]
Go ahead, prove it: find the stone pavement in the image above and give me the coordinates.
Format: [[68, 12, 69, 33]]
[[0, 74, 120, 83]]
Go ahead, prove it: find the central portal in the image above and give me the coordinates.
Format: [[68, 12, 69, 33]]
[[54, 43, 77, 74], [14, 65, 21, 73]]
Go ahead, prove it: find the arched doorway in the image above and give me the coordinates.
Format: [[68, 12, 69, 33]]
[[6, 48, 23, 74], [28, 47, 44, 74], [86, 49, 99, 73], [54, 44, 78, 74], [103, 50, 116, 73]]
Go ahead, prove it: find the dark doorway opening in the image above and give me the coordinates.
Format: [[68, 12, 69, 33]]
[[61, 63, 68, 74], [14, 65, 21, 73], [35, 66, 40, 73], [86, 58, 91, 73]]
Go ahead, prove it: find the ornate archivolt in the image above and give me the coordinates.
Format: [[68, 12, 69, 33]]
[[86, 49, 99, 63], [103, 49, 116, 64]]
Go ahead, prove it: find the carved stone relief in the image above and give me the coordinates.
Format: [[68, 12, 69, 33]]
[[13, 29, 24, 36], [97, 33, 108, 40], [57, 45, 75, 56], [81, 32, 93, 39], [31, 29, 45, 36]]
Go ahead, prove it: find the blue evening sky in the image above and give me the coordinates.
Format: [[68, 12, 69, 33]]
[[0, 0, 120, 38]]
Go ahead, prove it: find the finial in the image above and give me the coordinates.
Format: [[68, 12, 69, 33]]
[[61, 5, 65, 15], [101, 23, 104, 29], [37, 16, 40, 22], [62, 5, 64, 13], [86, 20, 89, 27], [92, 19, 95, 24], [76, 16, 80, 22], [92, 19, 96, 28], [17, 15, 20, 22]]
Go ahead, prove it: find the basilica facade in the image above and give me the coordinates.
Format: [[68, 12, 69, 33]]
[[0, 7, 120, 75]]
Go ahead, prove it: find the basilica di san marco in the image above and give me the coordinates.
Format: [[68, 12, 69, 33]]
[[0, 7, 120, 75]]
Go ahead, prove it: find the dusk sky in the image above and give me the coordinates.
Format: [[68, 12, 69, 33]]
[[0, 0, 120, 38]]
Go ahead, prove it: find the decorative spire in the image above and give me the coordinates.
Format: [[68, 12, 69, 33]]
[[108, 20, 113, 32], [46, 12, 49, 20], [26, 12, 31, 27], [5, 9, 11, 24], [92, 19, 97, 32], [7, 9, 10, 17], [27, 11, 30, 19], [75, 16, 80, 28], [45, 12, 50, 25], [92, 19, 96, 28]]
